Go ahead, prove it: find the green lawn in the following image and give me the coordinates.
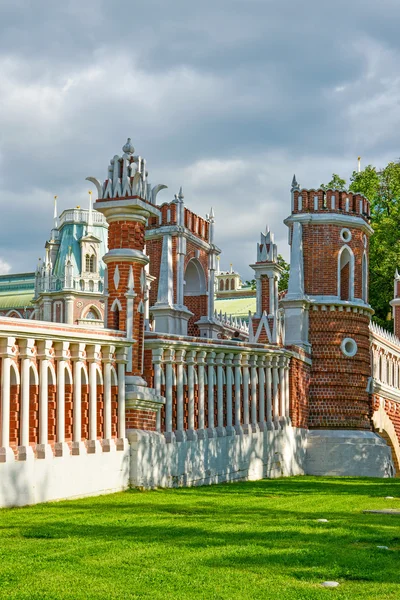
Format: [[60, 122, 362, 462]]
[[0, 477, 399, 599]]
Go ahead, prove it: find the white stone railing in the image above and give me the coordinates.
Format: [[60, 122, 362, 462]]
[[0, 317, 129, 462], [59, 209, 107, 227], [144, 335, 290, 441], [370, 321, 400, 401], [213, 309, 249, 336]]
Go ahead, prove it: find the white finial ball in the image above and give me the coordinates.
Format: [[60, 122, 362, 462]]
[[123, 138, 135, 155]]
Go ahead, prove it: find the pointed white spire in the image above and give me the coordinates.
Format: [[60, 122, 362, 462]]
[[87, 190, 93, 234], [291, 174, 299, 190], [53, 196, 58, 228]]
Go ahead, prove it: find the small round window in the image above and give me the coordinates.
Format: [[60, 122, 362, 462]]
[[341, 337, 358, 357], [340, 228, 352, 243]]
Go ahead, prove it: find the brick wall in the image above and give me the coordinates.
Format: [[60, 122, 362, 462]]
[[308, 307, 371, 429], [302, 224, 367, 299], [184, 295, 208, 336], [371, 394, 400, 472], [289, 354, 310, 428]]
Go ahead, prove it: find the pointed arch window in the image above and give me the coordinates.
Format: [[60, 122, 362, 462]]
[[85, 254, 96, 273], [338, 246, 354, 301]]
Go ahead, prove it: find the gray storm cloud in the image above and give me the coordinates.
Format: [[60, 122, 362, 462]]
[[1, 0, 400, 279]]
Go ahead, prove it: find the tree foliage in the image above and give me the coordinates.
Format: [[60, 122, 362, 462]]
[[322, 164, 400, 330], [320, 173, 346, 191]]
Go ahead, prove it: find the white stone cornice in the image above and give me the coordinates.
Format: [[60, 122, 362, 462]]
[[103, 248, 149, 265], [284, 212, 373, 234], [372, 380, 400, 403], [145, 225, 219, 253]]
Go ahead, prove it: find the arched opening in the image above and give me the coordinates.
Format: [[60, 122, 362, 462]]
[[85, 253, 96, 274], [230, 278, 235, 290], [219, 279, 224, 291], [372, 406, 400, 477], [29, 364, 39, 445], [184, 259, 207, 295], [96, 367, 104, 440], [225, 279, 229, 291], [362, 252, 368, 303], [184, 259, 207, 336], [338, 246, 354, 301], [65, 365, 73, 442], [9, 362, 20, 451], [84, 306, 100, 320]]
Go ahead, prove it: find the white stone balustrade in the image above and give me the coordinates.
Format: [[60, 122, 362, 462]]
[[0, 317, 129, 462], [370, 322, 400, 402], [144, 337, 291, 441]]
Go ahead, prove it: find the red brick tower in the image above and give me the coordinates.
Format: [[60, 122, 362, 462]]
[[284, 176, 391, 474], [89, 139, 165, 432]]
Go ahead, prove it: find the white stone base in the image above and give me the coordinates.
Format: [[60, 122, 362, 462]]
[[305, 430, 394, 477], [0, 443, 130, 507], [128, 425, 307, 488]]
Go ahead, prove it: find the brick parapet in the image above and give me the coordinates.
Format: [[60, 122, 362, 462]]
[[292, 189, 370, 220]]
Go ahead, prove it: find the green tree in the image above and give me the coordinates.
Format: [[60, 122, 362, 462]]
[[349, 162, 400, 330], [321, 162, 400, 330], [320, 173, 346, 191]]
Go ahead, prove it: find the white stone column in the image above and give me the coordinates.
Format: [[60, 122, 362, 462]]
[[269, 275, 275, 315], [102, 344, 115, 451], [197, 351, 206, 439], [225, 353, 235, 436], [153, 348, 164, 432], [186, 350, 197, 440], [207, 351, 216, 438], [234, 353, 243, 434], [70, 343, 85, 455], [250, 354, 258, 432], [265, 356, 273, 430], [0, 338, 15, 462], [18, 338, 35, 460], [216, 352, 225, 437], [86, 344, 101, 453], [272, 355, 280, 430], [177, 236, 186, 306], [279, 356, 286, 424], [116, 347, 127, 441], [65, 296, 74, 325], [20, 356, 30, 448], [285, 358, 290, 424], [36, 340, 52, 459], [175, 349, 186, 441], [164, 348, 175, 442], [255, 274, 262, 318], [258, 355, 266, 431], [242, 354, 250, 434], [54, 341, 70, 457]]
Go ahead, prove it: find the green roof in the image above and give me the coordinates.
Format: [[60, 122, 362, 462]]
[[0, 292, 35, 310], [214, 297, 256, 320]]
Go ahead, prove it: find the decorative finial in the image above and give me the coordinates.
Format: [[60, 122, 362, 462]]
[[291, 174, 299, 190], [358, 156, 361, 173], [53, 195, 58, 228], [122, 137, 135, 155], [178, 186, 184, 200]]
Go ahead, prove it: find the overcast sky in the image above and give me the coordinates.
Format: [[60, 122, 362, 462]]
[[1, 0, 400, 279]]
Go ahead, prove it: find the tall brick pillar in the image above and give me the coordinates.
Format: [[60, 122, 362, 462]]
[[90, 138, 165, 434], [283, 175, 393, 476]]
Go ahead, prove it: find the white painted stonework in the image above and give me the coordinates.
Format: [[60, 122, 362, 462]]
[[306, 430, 394, 477], [0, 443, 130, 508], [128, 425, 307, 488]]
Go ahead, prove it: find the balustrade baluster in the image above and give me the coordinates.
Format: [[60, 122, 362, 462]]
[[257, 355, 266, 430], [265, 356, 273, 429], [186, 350, 197, 440], [242, 354, 250, 433], [272, 355, 280, 429], [207, 351, 216, 437], [216, 352, 225, 437], [197, 351, 206, 438], [233, 353, 243, 433], [164, 348, 175, 442], [152, 348, 163, 432], [175, 349, 186, 441], [250, 354, 258, 432], [225, 353, 235, 436]]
